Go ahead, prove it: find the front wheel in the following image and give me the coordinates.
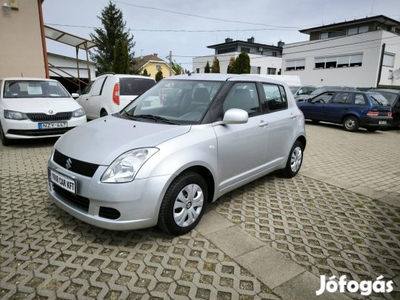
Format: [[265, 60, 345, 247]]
[[0, 122, 12, 146], [158, 172, 208, 236], [343, 116, 359, 132], [281, 141, 303, 178]]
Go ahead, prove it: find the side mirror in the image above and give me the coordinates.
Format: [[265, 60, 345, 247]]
[[71, 93, 79, 99], [214, 108, 248, 126]]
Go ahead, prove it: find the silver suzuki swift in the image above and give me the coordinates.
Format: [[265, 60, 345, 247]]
[[48, 74, 306, 235]]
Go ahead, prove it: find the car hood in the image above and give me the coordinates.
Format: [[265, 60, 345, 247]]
[[55, 115, 191, 165], [2, 97, 81, 112]]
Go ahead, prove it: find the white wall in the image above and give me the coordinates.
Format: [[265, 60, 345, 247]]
[[48, 54, 96, 80], [282, 30, 400, 88]]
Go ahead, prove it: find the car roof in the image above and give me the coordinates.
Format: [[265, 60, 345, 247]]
[[1, 77, 58, 82], [165, 73, 290, 86], [94, 73, 155, 80], [371, 89, 400, 94]]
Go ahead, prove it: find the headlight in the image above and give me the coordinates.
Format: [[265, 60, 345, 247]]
[[4, 110, 28, 120], [72, 108, 85, 118], [101, 148, 159, 183]]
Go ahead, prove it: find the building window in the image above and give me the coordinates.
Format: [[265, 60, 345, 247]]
[[196, 68, 200, 73], [347, 26, 369, 35], [320, 30, 346, 39], [383, 53, 395, 67], [267, 68, 276, 75], [272, 52, 277, 57], [285, 59, 305, 71], [315, 54, 362, 69], [241, 47, 250, 53]]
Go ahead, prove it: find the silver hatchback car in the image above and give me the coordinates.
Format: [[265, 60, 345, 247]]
[[47, 74, 306, 235]]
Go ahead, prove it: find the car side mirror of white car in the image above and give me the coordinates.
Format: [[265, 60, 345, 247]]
[[213, 108, 248, 126], [71, 93, 80, 99]]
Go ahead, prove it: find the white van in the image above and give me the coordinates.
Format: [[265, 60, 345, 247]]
[[77, 73, 156, 119]]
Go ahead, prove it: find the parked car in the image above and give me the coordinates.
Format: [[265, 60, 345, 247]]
[[296, 86, 358, 102], [369, 89, 400, 127], [289, 85, 316, 99], [297, 90, 392, 132], [0, 77, 86, 146], [77, 73, 156, 119], [47, 74, 307, 235]]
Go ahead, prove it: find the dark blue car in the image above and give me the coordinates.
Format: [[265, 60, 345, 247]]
[[297, 90, 392, 132]]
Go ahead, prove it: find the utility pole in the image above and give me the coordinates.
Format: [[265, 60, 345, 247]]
[[168, 51, 172, 76]]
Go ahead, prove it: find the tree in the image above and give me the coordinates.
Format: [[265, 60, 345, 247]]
[[90, 1, 136, 74], [211, 56, 220, 73], [227, 57, 236, 74], [204, 61, 210, 73], [234, 52, 251, 74], [172, 61, 183, 75], [112, 38, 130, 74], [141, 69, 150, 77], [155, 69, 164, 82]]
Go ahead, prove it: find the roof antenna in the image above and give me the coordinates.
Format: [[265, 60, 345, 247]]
[[370, 0, 375, 16]]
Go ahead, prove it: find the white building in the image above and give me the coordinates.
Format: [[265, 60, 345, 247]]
[[282, 15, 400, 89], [193, 38, 283, 75]]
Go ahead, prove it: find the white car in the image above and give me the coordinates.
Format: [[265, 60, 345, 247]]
[[0, 77, 86, 146], [77, 73, 156, 119]]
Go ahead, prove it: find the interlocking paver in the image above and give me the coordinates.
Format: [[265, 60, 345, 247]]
[[1, 125, 399, 299]]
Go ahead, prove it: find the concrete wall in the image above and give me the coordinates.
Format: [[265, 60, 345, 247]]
[[0, 0, 46, 78], [282, 30, 400, 88]]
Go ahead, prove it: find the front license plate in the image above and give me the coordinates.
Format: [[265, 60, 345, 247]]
[[378, 121, 387, 125], [39, 122, 67, 129], [49, 169, 76, 194]]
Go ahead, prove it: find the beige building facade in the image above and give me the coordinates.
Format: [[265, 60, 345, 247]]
[[0, 0, 47, 78]]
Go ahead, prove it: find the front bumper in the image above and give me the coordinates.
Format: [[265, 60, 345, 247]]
[[47, 157, 172, 231], [3, 117, 86, 139]]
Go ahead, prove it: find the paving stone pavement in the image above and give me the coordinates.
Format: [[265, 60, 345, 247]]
[[1, 124, 399, 300]]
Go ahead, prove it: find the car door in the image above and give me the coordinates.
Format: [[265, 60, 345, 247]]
[[303, 92, 335, 121], [324, 92, 354, 123], [78, 77, 107, 119], [262, 83, 295, 166], [213, 82, 268, 193]]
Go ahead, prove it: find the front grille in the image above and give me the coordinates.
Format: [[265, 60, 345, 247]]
[[8, 128, 72, 136], [53, 185, 89, 212], [27, 112, 72, 122], [53, 150, 99, 177]]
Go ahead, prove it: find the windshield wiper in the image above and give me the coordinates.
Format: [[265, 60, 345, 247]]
[[131, 114, 179, 124]]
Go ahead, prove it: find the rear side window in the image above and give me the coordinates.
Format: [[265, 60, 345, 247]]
[[120, 78, 156, 96], [90, 77, 106, 96], [354, 94, 366, 105], [262, 83, 288, 112], [332, 92, 351, 104]]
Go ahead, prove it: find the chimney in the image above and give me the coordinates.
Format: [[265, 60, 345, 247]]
[[247, 37, 255, 43], [277, 41, 285, 47], [225, 38, 233, 43]]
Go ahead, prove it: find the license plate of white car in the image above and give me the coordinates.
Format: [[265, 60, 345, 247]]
[[49, 169, 76, 194], [38, 122, 67, 129], [378, 121, 387, 125]]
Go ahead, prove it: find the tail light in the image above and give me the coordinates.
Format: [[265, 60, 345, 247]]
[[113, 83, 120, 105], [367, 111, 379, 116], [388, 112, 392, 117]]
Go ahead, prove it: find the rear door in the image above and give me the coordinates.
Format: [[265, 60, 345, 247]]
[[78, 77, 107, 119], [324, 92, 355, 123]]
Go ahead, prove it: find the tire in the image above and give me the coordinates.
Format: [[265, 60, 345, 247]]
[[0, 122, 12, 146], [281, 140, 303, 178], [100, 110, 108, 117], [158, 172, 208, 236], [343, 116, 359, 132]]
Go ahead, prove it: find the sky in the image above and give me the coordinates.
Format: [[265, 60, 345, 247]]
[[42, 0, 400, 71]]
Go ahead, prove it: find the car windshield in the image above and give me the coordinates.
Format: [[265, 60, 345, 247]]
[[3, 80, 70, 98], [120, 79, 223, 124]]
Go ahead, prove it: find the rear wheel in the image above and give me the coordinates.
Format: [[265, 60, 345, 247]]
[[100, 110, 108, 117], [158, 172, 208, 236], [281, 141, 303, 178], [343, 116, 359, 132]]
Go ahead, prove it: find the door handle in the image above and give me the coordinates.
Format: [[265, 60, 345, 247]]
[[290, 115, 296, 119], [259, 121, 269, 127]]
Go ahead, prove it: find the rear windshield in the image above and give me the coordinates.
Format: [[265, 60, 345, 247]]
[[3, 80, 70, 98], [120, 78, 156, 96]]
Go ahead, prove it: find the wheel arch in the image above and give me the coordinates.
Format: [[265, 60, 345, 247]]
[[341, 113, 359, 123], [296, 135, 307, 151], [175, 165, 215, 203]]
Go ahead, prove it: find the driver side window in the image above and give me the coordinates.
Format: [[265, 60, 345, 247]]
[[223, 83, 260, 117]]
